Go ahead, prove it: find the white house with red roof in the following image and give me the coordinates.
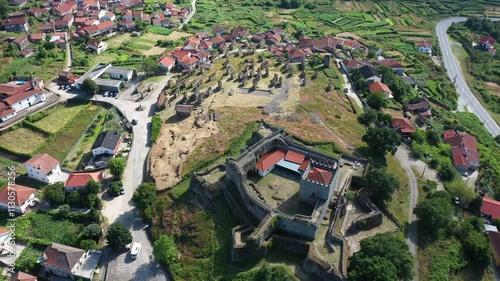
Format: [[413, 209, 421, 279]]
[[0, 184, 37, 214], [287, 48, 306, 63], [443, 129, 480, 175], [1, 16, 29, 32], [0, 79, 46, 122], [52, 1, 76, 16], [84, 21, 116, 37], [157, 55, 175, 72], [64, 172, 103, 192], [379, 58, 404, 75], [479, 36, 496, 50], [23, 154, 63, 184], [41, 242, 101, 280], [368, 81, 393, 98], [417, 41, 432, 55], [87, 38, 108, 54]]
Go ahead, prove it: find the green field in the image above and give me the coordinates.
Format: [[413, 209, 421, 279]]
[[32, 104, 87, 134], [0, 128, 47, 155], [16, 212, 83, 246]]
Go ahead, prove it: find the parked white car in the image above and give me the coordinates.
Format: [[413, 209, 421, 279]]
[[130, 242, 142, 259]]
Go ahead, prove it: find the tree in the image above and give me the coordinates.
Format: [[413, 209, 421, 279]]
[[86, 180, 101, 195], [414, 197, 453, 237], [349, 254, 398, 281], [81, 78, 98, 96], [109, 181, 123, 196], [80, 239, 98, 250], [0, 0, 9, 19], [82, 223, 102, 240], [88, 194, 103, 210], [462, 231, 492, 268], [254, 264, 294, 281], [362, 168, 400, 206], [358, 108, 378, 126], [107, 157, 126, 179], [362, 127, 401, 155], [139, 57, 160, 77], [411, 129, 426, 144], [67, 190, 81, 206], [132, 182, 157, 214], [106, 222, 132, 249], [43, 183, 65, 205], [446, 180, 476, 206], [153, 235, 177, 265], [438, 162, 457, 182], [367, 92, 387, 110], [426, 129, 441, 146], [367, 50, 377, 59]]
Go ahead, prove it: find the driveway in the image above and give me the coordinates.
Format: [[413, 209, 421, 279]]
[[436, 17, 500, 136]]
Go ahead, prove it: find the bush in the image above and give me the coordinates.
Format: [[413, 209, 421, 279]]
[[150, 115, 162, 143], [80, 239, 98, 250]]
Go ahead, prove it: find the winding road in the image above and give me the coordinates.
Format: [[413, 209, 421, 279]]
[[436, 17, 500, 137]]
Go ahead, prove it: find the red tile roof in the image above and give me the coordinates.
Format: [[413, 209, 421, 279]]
[[157, 55, 175, 67], [4, 88, 43, 106], [2, 16, 28, 25], [43, 242, 85, 271], [10, 271, 37, 281], [307, 166, 332, 185], [344, 39, 361, 48], [0, 82, 31, 96], [417, 41, 432, 48], [65, 172, 102, 188], [298, 159, 310, 171], [443, 130, 478, 151], [369, 81, 392, 94], [54, 2, 76, 14], [0, 108, 16, 117], [380, 58, 404, 69], [285, 150, 305, 164], [289, 48, 305, 58], [479, 36, 496, 45], [13, 35, 27, 44], [481, 197, 500, 219], [30, 33, 45, 41], [343, 59, 364, 69], [23, 154, 59, 174], [0, 184, 36, 207], [392, 117, 414, 133], [256, 148, 286, 172]]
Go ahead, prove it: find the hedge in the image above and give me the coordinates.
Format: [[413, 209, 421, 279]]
[[150, 115, 163, 143]]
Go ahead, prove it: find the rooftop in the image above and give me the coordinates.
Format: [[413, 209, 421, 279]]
[[0, 184, 36, 207], [481, 197, 500, 219], [92, 130, 121, 151], [23, 153, 59, 174]]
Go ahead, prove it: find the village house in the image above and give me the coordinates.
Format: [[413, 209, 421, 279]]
[[230, 27, 248, 40], [417, 41, 432, 55], [28, 7, 49, 17], [41, 242, 102, 280], [341, 59, 364, 73], [358, 65, 381, 83], [209, 36, 226, 49], [392, 117, 415, 135], [84, 21, 116, 37], [91, 130, 121, 157], [183, 37, 200, 50], [52, 1, 77, 17], [37, 22, 55, 33], [9, 271, 37, 281], [0, 78, 46, 122], [344, 39, 362, 50], [368, 81, 393, 98], [0, 184, 37, 215], [102, 11, 116, 21], [478, 36, 496, 55], [287, 48, 306, 63], [157, 55, 176, 72], [481, 197, 500, 220], [23, 154, 63, 184], [54, 14, 74, 30], [90, 9, 106, 20], [2, 16, 29, 32], [13, 35, 28, 50], [443, 129, 480, 175], [379, 58, 404, 75], [29, 32, 46, 43], [64, 172, 103, 192], [50, 32, 67, 48], [119, 19, 136, 31], [178, 55, 199, 71], [87, 38, 108, 54], [403, 98, 432, 117], [122, 9, 133, 20]]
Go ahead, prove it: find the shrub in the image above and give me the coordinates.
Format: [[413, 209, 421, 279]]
[[80, 239, 98, 250], [150, 115, 162, 143]]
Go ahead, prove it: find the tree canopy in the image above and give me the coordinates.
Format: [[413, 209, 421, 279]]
[[81, 78, 99, 96], [462, 230, 492, 268], [367, 92, 387, 110], [153, 235, 178, 265], [43, 183, 65, 206], [362, 127, 401, 155], [348, 233, 413, 281], [106, 222, 132, 249], [362, 167, 400, 206], [107, 157, 126, 179], [82, 223, 102, 240], [139, 57, 160, 77], [132, 182, 158, 218], [414, 196, 453, 237], [86, 179, 101, 195], [0, 0, 9, 19]]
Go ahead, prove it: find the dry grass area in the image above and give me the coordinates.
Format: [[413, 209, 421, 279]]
[[0, 128, 47, 155], [485, 81, 500, 97], [163, 31, 191, 41], [105, 33, 131, 48]]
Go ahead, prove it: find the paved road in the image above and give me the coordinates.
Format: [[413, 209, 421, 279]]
[[395, 146, 419, 281], [52, 74, 173, 281], [436, 17, 500, 137]]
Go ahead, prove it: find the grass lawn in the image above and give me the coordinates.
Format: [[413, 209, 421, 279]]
[[16, 212, 83, 247], [144, 75, 164, 83], [105, 33, 132, 48], [39, 104, 101, 162], [32, 104, 87, 134], [147, 25, 174, 36], [0, 128, 47, 155], [385, 154, 410, 226]]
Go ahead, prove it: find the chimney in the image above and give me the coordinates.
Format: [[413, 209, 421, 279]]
[[38, 164, 42, 169]]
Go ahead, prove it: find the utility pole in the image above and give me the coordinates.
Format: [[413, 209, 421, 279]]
[[421, 164, 427, 178]]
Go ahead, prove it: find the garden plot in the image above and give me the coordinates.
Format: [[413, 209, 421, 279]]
[[32, 104, 87, 134], [0, 128, 47, 155]]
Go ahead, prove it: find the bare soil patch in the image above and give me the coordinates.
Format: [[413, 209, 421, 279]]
[[485, 81, 500, 97]]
